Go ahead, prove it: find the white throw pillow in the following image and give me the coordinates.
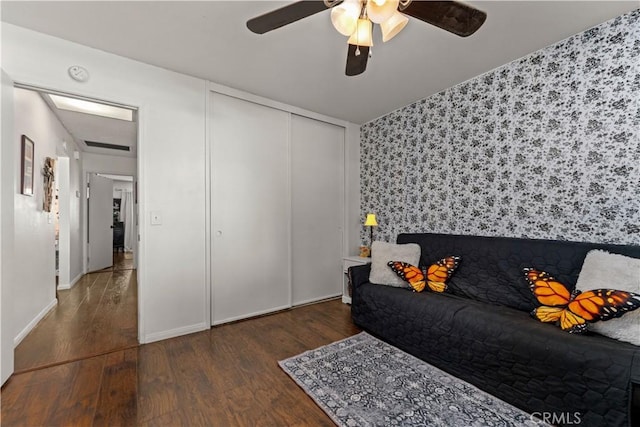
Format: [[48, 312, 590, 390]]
[[575, 250, 640, 346], [369, 241, 421, 288]]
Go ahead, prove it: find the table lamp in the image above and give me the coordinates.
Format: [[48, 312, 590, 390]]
[[364, 213, 378, 250]]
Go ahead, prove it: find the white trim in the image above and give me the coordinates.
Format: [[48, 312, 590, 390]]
[[294, 294, 342, 307], [212, 304, 291, 326], [142, 322, 208, 344], [287, 112, 293, 309], [342, 295, 352, 304], [136, 105, 146, 344], [1, 70, 17, 385], [208, 81, 350, 129], [345, 123, 361, 256], [204, 83, 212, 327], [57, 271, 83, 290], [13, 298, 57, 347]]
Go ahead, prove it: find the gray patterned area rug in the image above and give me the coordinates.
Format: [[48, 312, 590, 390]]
[[279, 332, 544, 427]]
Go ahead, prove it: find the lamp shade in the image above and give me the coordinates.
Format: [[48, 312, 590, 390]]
[[366, 0, 399, 24], [347, 18, 373, 47], [364, 213, 378, 226], [381, 11, 409, 42], [330, 0, 361, 36]]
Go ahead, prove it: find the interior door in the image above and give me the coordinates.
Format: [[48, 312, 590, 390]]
[[291, 115, 345, 305], [210, 92, 290, 325], [88, 174, 113, 272]]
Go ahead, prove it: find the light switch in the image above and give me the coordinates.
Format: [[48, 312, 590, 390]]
[[150, 211, 162, 225]]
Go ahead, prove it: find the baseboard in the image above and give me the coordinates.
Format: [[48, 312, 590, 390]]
[[212, 304, 292, 326], [13, 298, 58, 347], [142, 322, 209, 344], [293, 293, 342, 307], [57, 271, 83, 290]]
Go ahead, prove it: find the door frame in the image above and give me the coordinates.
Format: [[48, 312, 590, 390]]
[[56, 156, 72, 289], [1, 71, 16, 385], [6, 80, 146, 347], [83, 172, 138, 274]]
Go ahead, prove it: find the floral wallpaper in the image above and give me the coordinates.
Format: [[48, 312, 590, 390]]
[[361, 9, 640, 246]]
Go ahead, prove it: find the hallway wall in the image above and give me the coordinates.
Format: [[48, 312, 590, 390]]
[[12, 87, 82, 345]]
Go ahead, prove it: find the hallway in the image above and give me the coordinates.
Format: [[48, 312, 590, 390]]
[[14, 253, 137, 373]]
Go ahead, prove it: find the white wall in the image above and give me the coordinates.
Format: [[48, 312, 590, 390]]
[[2, 23, 208, 344], [84, 152, 136, 177], [113, 180, 133, 198], [345, 122, 361, 254], [2, 23, 362, 351], [57, 156, 71, 286], [55, 148, 83, 289], [1, 70, 16, 385], [12, 87, 76, 345], [67, 150, 83, 284]]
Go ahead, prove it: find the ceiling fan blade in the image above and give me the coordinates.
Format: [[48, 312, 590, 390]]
[[247, 1, 335, 34], [402, 1, 486, 37], [345, 44, 369, 76]]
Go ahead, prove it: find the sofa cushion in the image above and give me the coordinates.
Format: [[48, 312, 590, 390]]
[[576, 250, 640, 345], [388, 256, 461, 293], [397, 233, 640, 313], [369, 241, 420, 288], [526, 268, 640, 334]]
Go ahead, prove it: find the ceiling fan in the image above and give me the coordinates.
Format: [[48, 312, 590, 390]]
[[247, 0, 487, 76]]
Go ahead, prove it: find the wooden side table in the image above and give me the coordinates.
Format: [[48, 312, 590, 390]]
[[342, 256, 370, 304]]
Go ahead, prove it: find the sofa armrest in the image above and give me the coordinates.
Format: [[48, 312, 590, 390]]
[[349, 264, 371, 291]]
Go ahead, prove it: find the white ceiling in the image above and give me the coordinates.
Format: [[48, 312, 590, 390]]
[[39, 92, 138, 158], [2, 1, 638, 124]]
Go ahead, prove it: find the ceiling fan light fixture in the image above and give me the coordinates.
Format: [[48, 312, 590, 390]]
[[330, 0, 361, 36], [347, 18, 374, 47], [366, 0, 399, 24], [381, 11, 409, 42]]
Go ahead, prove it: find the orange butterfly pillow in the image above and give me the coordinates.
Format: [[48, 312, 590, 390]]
[[524, 268, 640, 334], [388, 256, 461, 293]]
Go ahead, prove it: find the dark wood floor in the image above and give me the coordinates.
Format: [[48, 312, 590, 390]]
[[14, 252, 138, 373], [99, 251, 135, 272], [2, 297, 360, 426]]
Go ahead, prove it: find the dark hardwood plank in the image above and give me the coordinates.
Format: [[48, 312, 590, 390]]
[[1, 357, 103, 427], [14, 266, 138, 373], [92, 349, 138, 427], [1, 299, 360, 426], [49, 356, 105, 427], [136, 341, 179, 423]]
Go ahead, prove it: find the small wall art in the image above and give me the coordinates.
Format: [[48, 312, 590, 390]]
[[20, 135, 34, 196], [43, 157, 56, 212]]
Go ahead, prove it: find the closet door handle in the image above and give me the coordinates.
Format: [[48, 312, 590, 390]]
[[216, 230, 223, 236]]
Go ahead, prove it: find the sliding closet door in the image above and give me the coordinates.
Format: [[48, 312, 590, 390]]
[[291, 115, 344, 305], [211, 93, 290, 325]]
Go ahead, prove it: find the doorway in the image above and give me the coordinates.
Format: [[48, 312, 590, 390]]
[[87, 173, 136, 273], [11, 86, 140, 373]]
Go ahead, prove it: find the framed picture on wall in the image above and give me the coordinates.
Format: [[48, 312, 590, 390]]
[[21, 135, 35, 196]]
